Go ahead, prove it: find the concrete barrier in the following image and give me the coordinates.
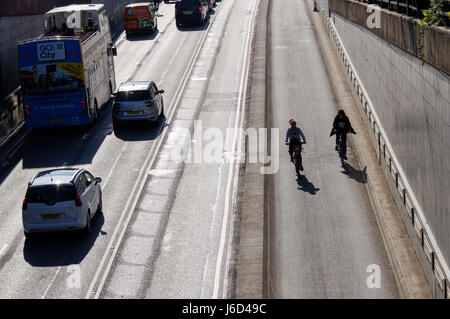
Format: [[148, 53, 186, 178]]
[[0, 87, 24, 148], [329, 0, 450, 75]]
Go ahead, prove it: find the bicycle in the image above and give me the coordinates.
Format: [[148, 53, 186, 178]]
[[287, 141, 305, 176], [336, 131, 347, 162]]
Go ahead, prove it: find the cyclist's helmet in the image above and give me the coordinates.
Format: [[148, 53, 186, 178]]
[[338, 109, 345, 116]]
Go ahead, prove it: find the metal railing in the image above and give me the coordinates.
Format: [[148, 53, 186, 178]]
[[356, 0, 450, 25]]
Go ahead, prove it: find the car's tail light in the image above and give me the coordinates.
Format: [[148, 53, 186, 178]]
[[22, 198, 27, 210], [199, 6, 202, 11], [75, 194, 83, 207], [175, 7, 178, 13], [81, 100, 86, 112], [25, 104, 30, 115]]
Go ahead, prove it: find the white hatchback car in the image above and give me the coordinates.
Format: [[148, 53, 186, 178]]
[[22, 168, 102, 238]]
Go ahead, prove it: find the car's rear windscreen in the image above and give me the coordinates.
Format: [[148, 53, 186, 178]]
[[26, 185, 76, 204], [116, 90, 150, 102], [178, 0, 200, 6]]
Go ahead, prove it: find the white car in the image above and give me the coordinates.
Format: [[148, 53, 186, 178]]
[[22, 168, 102, 238]]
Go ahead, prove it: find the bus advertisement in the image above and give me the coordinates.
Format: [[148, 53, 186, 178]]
[[19, 39, 88, 127], [17, 4, 117, 129]]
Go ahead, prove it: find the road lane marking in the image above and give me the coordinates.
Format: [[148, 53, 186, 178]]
[[200, 0, 248, 298], [212, 0, 259, 299], [85, 0, 227, 298], [42, 266, 62, 299], [0, 244, 8, 259]]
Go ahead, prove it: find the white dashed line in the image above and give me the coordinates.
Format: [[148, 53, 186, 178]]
[[0, 244, 8, 259]]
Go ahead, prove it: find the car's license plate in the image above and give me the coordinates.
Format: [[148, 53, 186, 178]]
[[126, 111, 141, 115], [49, 118, 64, 123], [42, 213, 62, 220], [184, 11, 193, 14]]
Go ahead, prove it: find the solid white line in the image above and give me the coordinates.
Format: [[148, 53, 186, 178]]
[[41, 266, 62, 299], [0, 244, 8, 259], [200, 0, 250, 298], [102, 142, 128, 187], [212, 0, 258, 299]]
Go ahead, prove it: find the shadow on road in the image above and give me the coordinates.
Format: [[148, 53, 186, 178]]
[[176, 16, 211, 32], [23, 211, 106, 267], [20, 100, 115, 170], [113, 115, 166, 141], [297, 174, 320, 195], [341, 162, 367, 184], [125, 29, 159, 41]]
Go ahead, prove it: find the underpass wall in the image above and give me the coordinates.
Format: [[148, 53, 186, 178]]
[[316, 0, 450, 298]]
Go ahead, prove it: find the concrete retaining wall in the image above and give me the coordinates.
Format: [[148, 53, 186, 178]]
[[0, 88, 24, 147], [316, 0, 450, 298], [329, 0, 450, 76]]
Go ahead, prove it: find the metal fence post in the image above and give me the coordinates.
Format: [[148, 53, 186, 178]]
[[431, 252, 435, 272], [445, 279, 448, 299], [378, 132, 381, 164], [421, 228, 424, 247]]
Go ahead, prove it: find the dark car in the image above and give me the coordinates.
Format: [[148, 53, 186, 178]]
[[175, 0, 209, 28]]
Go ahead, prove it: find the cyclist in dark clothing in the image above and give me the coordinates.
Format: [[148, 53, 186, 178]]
[[330, 109, 356, 160]]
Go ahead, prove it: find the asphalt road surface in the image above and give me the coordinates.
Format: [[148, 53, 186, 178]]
[[0, 0, 257, 298], [266, 0, 399, 298], [0, 0, 402, 299]]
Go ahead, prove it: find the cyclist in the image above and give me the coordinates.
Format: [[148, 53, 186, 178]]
[[330, 109, 356, 160], [285, 119, 306, 168]]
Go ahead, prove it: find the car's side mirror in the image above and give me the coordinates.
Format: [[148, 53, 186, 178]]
[[112, 46, 117, 56], [157, 89, 164, 94], [95, 177, 102, 184]]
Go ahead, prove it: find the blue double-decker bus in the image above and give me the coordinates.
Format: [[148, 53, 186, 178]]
[[18, 4, 117, 128]]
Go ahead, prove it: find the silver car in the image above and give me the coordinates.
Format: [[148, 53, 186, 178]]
[[22, 168, 102, 238], [112, 81, 165, 129]]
